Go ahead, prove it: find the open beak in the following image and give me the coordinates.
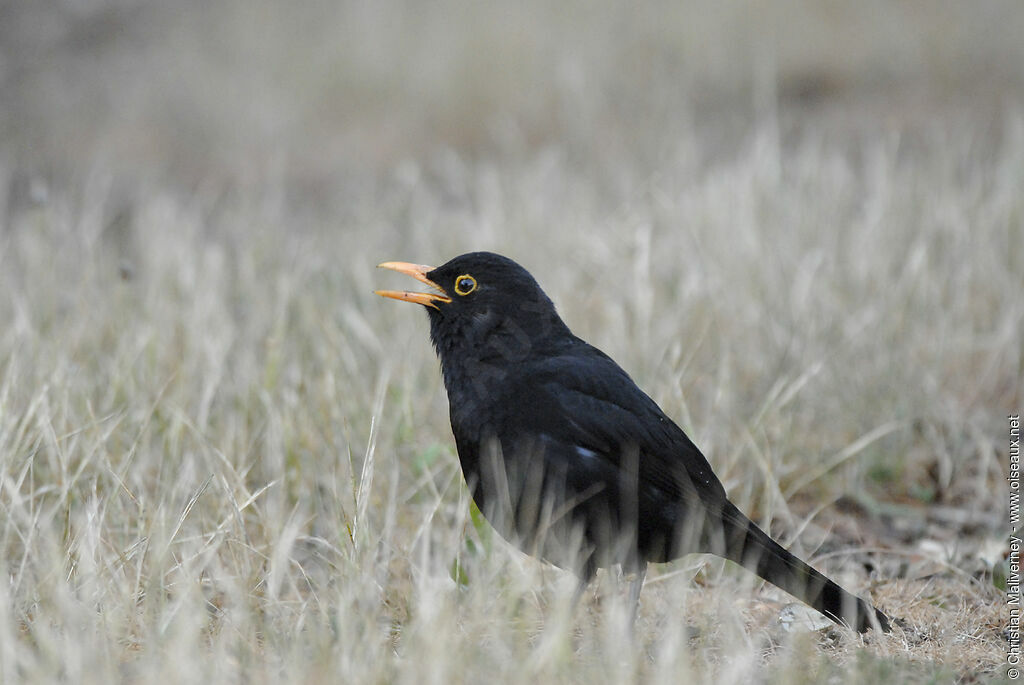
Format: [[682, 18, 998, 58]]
[[375, 262, 452, 310]]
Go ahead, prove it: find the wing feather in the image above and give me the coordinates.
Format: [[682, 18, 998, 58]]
[[502, 344, 728, 508]]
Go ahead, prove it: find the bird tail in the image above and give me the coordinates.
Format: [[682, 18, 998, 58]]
[[714, 501, 890, 632]]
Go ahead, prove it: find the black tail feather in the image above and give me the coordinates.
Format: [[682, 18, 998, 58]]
[[718, 501, 890, 632]]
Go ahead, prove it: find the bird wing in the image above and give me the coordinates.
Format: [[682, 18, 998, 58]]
[[504, 344, 728, 508]]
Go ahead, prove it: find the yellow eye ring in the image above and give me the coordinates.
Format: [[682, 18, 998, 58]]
[[454, 274, 477, 296]]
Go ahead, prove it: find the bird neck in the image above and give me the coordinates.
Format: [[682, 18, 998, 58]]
[[428, 304, 571, 423]]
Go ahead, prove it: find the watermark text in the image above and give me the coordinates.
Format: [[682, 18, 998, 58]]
[[1009, 414, 1020, 680]]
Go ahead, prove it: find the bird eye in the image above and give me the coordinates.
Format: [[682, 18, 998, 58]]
[[454, 274, 477, 296]]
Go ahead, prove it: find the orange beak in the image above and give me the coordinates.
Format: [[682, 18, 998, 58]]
[[375, 262, 452, 310]]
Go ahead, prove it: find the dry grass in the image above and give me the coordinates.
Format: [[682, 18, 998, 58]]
[[1, 1, 1021, 682]]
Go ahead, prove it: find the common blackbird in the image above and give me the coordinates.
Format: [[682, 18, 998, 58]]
[[376, 251, 890, 632]]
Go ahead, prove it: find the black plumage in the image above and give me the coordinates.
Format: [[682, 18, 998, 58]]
[[376, 251, 890, 632]]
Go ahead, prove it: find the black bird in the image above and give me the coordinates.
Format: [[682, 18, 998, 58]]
[[376, 252, 890, 632]]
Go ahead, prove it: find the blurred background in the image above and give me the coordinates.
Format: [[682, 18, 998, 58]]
[[3, 0, 1023, 196], [0, 1, 1021, 681]]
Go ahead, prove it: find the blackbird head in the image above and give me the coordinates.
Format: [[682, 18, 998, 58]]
[[376, 252, 573, 368]]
